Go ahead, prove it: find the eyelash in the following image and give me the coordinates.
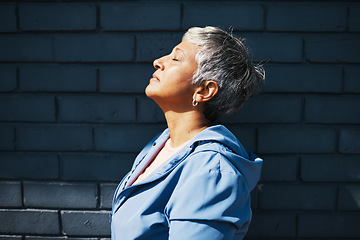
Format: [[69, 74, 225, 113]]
[[172, 58, 179, 61]]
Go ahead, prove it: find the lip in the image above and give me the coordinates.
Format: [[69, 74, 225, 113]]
[[151, 73, 160, 82]]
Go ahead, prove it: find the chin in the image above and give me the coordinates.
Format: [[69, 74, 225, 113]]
[[145, 86, 156, 99], [145, 87, 163, 106], [145, 85, 151, 97]]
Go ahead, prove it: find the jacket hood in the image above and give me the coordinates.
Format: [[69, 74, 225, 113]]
[[189, 125, 262, 191]]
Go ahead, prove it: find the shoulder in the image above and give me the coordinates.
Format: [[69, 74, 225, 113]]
[[165, 142, 252, 230], [183, 141, 242, 175]]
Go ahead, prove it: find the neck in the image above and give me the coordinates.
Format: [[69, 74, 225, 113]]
[[164, 110, 211, 148]]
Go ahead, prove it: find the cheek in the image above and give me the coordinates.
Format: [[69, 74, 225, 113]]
[[174, 67, 196, 84]]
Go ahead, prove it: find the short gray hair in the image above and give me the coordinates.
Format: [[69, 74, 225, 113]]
[[183, 26, 265, 122]]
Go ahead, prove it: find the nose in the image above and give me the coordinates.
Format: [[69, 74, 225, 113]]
[[153, 56, 165, 70]]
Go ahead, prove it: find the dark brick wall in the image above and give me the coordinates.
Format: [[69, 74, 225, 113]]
[[0, 1, 359, 239]]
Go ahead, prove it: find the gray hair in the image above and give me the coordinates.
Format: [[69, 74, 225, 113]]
[[183, 26, 265, 122]]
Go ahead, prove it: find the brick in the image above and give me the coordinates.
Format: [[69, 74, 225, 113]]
[[298, 213, 360, 238], [54, 34, 134, 62], [19, 3, 96, 30], [94, 124, 166, 152], [25, 237, 98, 240], [305, 96, 360, 124], [0, 94, 55, 122], [182, 3, 263, 31], [246, 213, 296, 238], [305, 35, 360, 63], [0, 65, 17, 92], [0, 236, 22, 240], [100, 183, 117, 209], [19, 65, 97, 92], [0, 209, 59, 234], [338, 186, 360, 210], [0, 153, 58, 179], [250, 186, 259, 210], [223, 95, 302, 123], [136, 33, 182, 62], [61, 210, 110, 236], [242, 33, 302, 62], [263, 64, 342, 93], [101, 2, 180, 31], [0, 35, 53, 62], [0, 182, 22, 207], [267, 4, 346, 32], [16, 125, 92, 151], [0, 126, 14, 150], [349, 5, 360, 32], [258, 127, 336, 153], [260, 155, 298, 182], [59, 95, 136, 123], [137, 95, 165, 123], [25, 237, 61, 240], [0, 5, 17, 32], [24, 182, 97, 209], [62, 153, 135, 181], [225, 126, 256, 151], [339, 129, 360, 154], [259, 184, 336, 210], [99, 64, 153, 93], [344, 66, 360, 93], [301, 155, 360, 182]]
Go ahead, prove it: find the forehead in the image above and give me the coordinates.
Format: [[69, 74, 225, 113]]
[[173, 40, 200, 57]]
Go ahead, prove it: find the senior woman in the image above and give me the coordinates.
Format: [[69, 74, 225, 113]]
[[111, 26, 265, 240]]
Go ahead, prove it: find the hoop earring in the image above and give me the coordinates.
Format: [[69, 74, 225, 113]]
[[192, 99, 198, 107]]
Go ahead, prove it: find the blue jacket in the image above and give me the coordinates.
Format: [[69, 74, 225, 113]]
[[111, 125, 262, 240]]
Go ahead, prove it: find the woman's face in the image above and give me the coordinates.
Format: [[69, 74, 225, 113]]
[[145, 40, 200, 109]]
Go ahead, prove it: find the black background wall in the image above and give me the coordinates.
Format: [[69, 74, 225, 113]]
[[0, 1, 360, 239]]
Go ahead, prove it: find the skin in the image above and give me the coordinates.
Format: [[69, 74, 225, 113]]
[[145, 40, 219, 148]]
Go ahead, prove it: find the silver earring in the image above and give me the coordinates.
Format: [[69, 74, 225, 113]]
[[192, 99, 198, 107]]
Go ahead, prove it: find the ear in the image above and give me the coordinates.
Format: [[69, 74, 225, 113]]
[[193, 81, 219, 103]]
